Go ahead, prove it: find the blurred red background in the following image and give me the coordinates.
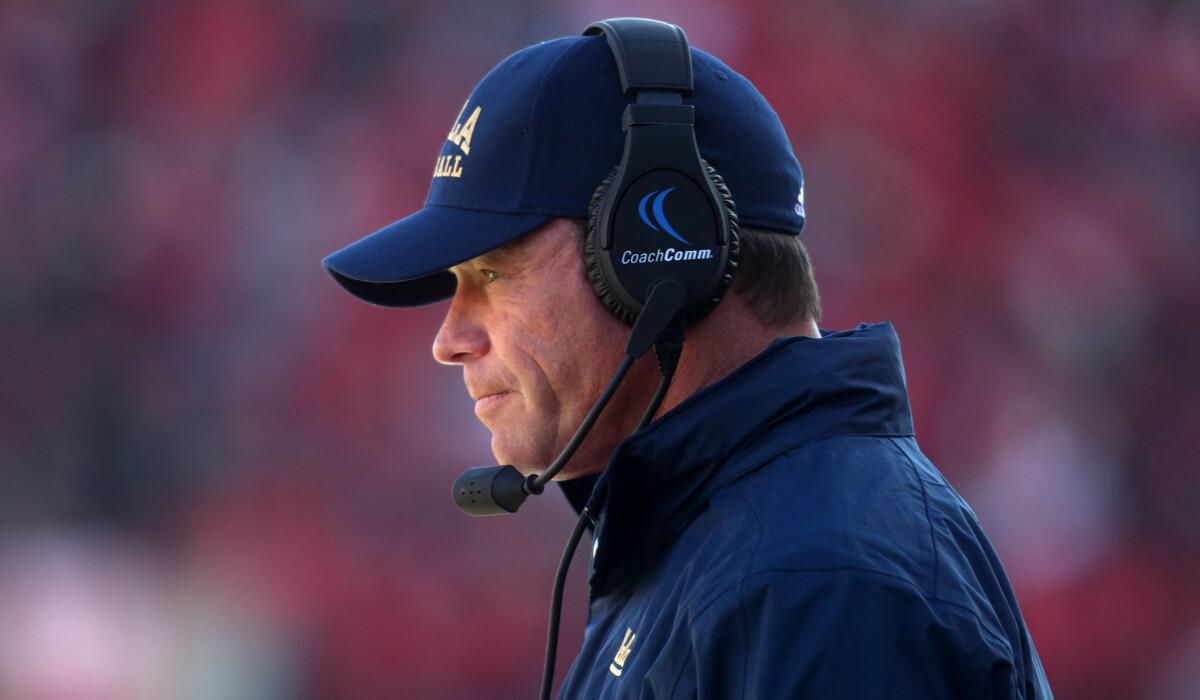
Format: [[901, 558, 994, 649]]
[[1, 1, 1198, 698]]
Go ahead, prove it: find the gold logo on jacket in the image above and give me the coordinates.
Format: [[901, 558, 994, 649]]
[[433, 102, 482, 179], [609, 627, 636, 677]]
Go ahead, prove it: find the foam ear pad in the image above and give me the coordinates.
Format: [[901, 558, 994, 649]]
[[584, 166, 631, 323], [584, 160, 740, 326]]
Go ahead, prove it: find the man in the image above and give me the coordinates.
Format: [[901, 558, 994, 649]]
[[323, 19, 1053, 699]]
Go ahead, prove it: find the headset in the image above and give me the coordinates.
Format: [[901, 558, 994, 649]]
[[450, 19, 738, 699], [582, 19, 739, 327]]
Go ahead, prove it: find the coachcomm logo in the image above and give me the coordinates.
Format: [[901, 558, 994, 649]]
[[622, 187, 714, 265], [638, 188, 689, 245]]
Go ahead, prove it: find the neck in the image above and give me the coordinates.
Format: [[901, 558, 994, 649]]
[[657, 298, 819, 418], [560, 299, 818, 481]]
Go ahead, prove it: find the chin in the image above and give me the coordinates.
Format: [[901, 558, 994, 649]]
[[490, 434, 552, 475]]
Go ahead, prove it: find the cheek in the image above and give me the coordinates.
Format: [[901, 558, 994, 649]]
[[546, 320, 629, 412], [490, 321, 564, 417], [505, 340, 587, 437], [500, 266, 629, 422]]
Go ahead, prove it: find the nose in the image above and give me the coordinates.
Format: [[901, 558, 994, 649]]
[[432, 288, 489, 366]]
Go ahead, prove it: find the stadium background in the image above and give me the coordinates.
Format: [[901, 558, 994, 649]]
[[2, 0, 1198, 698]]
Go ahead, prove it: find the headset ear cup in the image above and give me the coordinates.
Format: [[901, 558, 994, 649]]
[[584, 160, 740, 326], [696, 159, 740, 323], [584, 166, 640, 325]]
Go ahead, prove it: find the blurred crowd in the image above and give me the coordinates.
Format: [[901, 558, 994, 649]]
[[1, 0, 1198, 698]]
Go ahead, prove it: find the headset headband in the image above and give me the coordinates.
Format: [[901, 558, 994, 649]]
[[583, 19, 693, 94], [580, 18, 738, 327]]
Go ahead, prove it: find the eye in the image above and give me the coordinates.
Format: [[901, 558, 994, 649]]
[[480, 268, 502, 283]]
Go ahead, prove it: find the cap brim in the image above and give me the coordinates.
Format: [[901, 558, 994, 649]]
[[322, 205, 552, 307]]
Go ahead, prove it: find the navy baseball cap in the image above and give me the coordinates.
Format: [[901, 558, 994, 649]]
[[323, 29, 806, 307]]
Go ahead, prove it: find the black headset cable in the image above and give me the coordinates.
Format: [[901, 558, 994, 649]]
[[537, 365, 677, 700]]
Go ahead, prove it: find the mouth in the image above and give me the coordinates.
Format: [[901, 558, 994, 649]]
[[473, 390, 514, 416]]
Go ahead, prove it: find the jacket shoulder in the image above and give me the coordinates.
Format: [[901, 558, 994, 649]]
[[697, 435, 1014, 627], [673, 436, 1054, 697], [722, 435, 941, 590]]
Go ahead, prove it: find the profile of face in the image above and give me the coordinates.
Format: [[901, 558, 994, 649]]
[[432, 219, 656, 478]]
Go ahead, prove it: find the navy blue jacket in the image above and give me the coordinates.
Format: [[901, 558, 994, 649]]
[[556, 323, 1053, 699]]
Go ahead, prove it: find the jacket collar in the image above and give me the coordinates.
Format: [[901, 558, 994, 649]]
[[581, 322, 915, 595]]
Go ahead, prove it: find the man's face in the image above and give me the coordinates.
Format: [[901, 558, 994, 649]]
[[432, 219, 654, 477]]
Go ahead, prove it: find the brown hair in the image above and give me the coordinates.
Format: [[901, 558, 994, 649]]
[[731, 228, 821, 329]]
